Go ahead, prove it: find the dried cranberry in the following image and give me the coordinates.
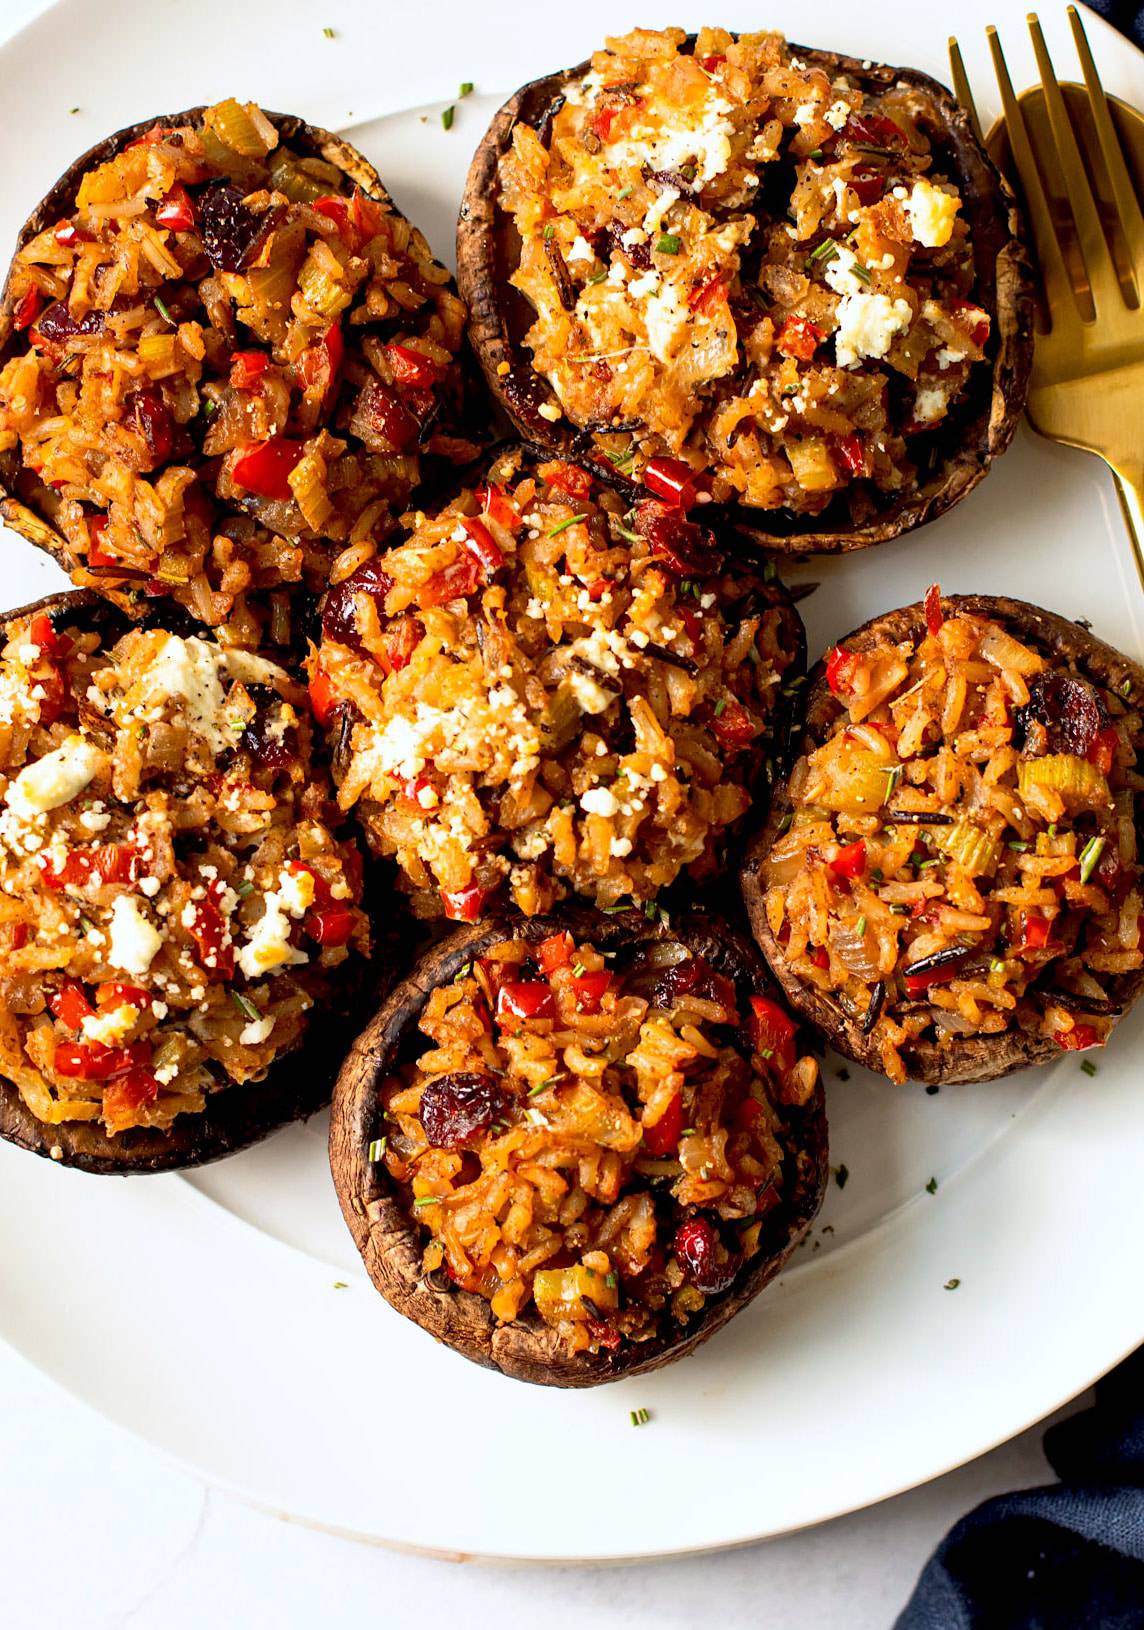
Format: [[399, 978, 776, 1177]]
[[418, 1072, 508, 1148], [1015, 671, 1106, 758], [651, 953, 738, 1017], [673, 1216, 742, 1295], [199, 180, 275, 272], [633, 501, 717, 576], [130, 386, 174, 469], [239, 686, 298, 770], [606, 220, 652, 271], [35, 300, 106, 346], [321, 558, 394, 654], [349, 379, 420, 454]]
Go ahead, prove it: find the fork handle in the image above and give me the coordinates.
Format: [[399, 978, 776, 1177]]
[[1111, 466, 1144, 600]]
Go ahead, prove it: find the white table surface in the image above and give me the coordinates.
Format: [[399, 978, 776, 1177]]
[[0, 1, 1092, 1622]]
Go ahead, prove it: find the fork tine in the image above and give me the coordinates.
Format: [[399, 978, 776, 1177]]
[[987, 25, 1077, 322], [1068, 4, 1144, 285], [1027, 11, 1120, 307], [948, 36, 984, 143]]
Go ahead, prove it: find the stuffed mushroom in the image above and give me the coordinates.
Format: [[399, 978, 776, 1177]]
[[0, 101, 478, 638], [0, 592, 372, 1171], [458, 26, 1033, 553], [741, 591, 1144, 1084], [310, 443, 804, 921], [330, 907, 826, 1385]]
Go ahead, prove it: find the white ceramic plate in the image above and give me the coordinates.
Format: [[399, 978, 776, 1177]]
[[1, 0, 1143, 1564]]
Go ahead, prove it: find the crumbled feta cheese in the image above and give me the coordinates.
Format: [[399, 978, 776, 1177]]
[[913, 383, 948, 424], [628, 269, 661, 300], [824, 99, 851, 130], [221, 650, 291, 689], [823, 244, 870, 298], [566, 234, 595, 264], [937, 346, 967, 369], [643, 186, 679, 237], [580, 787, 620, 818], [537, 403, 562, 423], [5, 735, 104, 818], [81, 1004, 139, 1046], [139, 876, 162, 898], [108, 896, 163, 977], [905, 179, 960, 248], [793, 101, 819, 127], [834, 292, 913, 368], [276, 865, 315, 918], [642, 280, 691, 364], [237, 895, 308, 979], [609, 836, 633, 858], [568, 671, 615, 715]]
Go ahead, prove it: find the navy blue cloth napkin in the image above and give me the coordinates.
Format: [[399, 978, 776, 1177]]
[[897, 6, 1144, 1624], [896, 1351, 1144, 1626]]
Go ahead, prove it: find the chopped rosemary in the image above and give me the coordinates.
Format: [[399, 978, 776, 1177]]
[[1121, 677, 1133, 696], [655, 233, 681, 255], [613, 521, 642, 545], [413, 1195, 440, 1209], [926, 1176, 938, 1195], [1080, 1058, 1098, 1077], [459, 80, 474, 97], [990, 958, 1006, 974], [1007, 840, 1029, 852], [441, 105, 455, 130], [616, 184, 634, 200], [367, 1137, 387, 1162], [586, 268, 608, 284], [630, 1407, 651, 1427], [808, 239, 839, 264], [606, 1272, 618, 1289], [333, 1280, 348, 1289], [153, 295, 175, 327], [714, 698, 727, 717], [602, 445, 636, 471], [230, 991, 261, 1023], [834, 1163, 850, 1189], [944, 1277, 961, 1290], [543, 222, 555, 239], [808, 147, 824, 160], [855, 914, 867, 937], [778, 812, 793, 834], [547, 512, 588, 537], [1078, 835, 1106, 884], [236, 880, 254, 898], [883, 766, 902, 800], [850, 260, 873, 283]]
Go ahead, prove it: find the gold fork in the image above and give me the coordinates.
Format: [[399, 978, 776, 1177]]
[[949, 7, 1144, 593]]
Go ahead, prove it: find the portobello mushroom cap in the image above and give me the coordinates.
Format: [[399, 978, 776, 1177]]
[[457, 41, 1035, 555], [329, 907, 828, 1386], [0, 107, 476, 615], [0, 590, 383, 1174], [741, 595, 1144, 1084]]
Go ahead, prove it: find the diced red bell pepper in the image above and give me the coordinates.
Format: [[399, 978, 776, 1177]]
[[13, 288, 43, 331], [1018, 912, 1053, 955], [126, 125, 178, 149], [904, 963, 962, 996], [845, 111, 904, 147], [93, 843, 141, 885], [6, 924, 28, 951], [712, 699, 757, 750], [585, 578, 610, 602], [358, 380, 419, 452], [298, 321, 344, 410], [54, 1040, 150, 1080], [475, 481, 521, 532], [39, 842, 139, 890], [949, 297, 990, 348], [49, 980, 94, 1030], [441, 883, 491, 922], [29, 613, 73, 661], [312, 195, 352, 238], [834, 432, 867, 477], [643, 456, 700, 511], [350, 190, 384, 243], [828, 838, 867, 882], [95, 982, 151, 1010], [399, 772, 437, 809], [305, 905, 356, 947], [678, 606, 704, 648], [810, 946, 830, 970], [284, 859, 333, 908], [229, 350, 269, 391], [186, 887, 235, 980], [826, 645, 860, 699], [53, 221, 91, 248], [537, 931, 574, 975], [386, 343, 442, 389], [848, 169, 885, 206], [1056, 1023, 1102, 1052], [543, 462, 593, 500], [232, 437, 306, 501], [924, 582, 944, 637], [777, 315, 822, 362], [156, 184, 196, 232], [1087, 725, 1118, 778], [459, 516, 504, 576], [700, 54, 726, 71], [497, 980, 557, 1023], [571, 969, 612, 1014], [643, 1092, 684, 1156], [104, 1066, 160, 1122], [381, 616, 424, 675], [308, 665, 340, 727], [748, 996, 797, 1075], [86, 513, 117, 568], [688, 272, 727, 313], [420, 556, 481, 609]]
